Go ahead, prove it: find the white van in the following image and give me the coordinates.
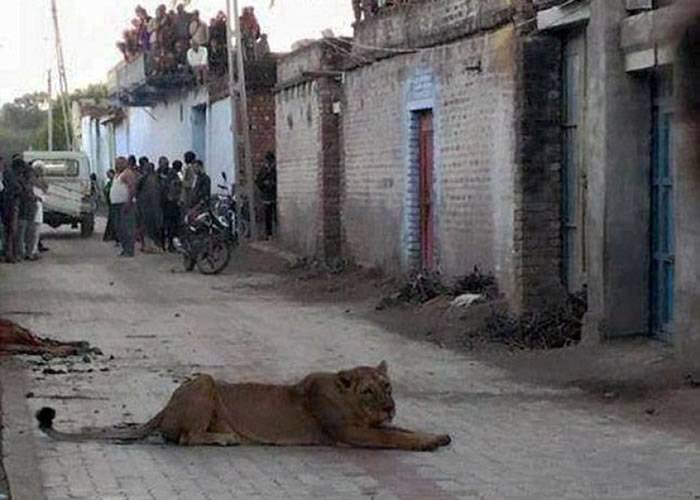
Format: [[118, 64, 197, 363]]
[[22, 151, 96, 237]]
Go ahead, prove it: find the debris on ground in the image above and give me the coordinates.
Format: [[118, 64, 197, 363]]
[[450, 293, 486, 309], [376, 271, 446, 310], [469, 292, 588, 350], [685, 374, 700, 388], [377, 268, 499, 310], [288, 256, 355, 278], [451, 267, 499, 299], [0, 318, 102, 357]]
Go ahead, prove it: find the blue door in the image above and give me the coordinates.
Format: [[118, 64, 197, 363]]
[[650, 70, 675, 338], [192, 105, 207, 163]]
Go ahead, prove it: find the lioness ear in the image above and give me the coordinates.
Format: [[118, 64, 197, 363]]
[[377, 360, 388, 375], [337, 370, 353, 390]]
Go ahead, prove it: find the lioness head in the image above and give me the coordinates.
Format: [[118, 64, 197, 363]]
[[336, 361, 395, 427]]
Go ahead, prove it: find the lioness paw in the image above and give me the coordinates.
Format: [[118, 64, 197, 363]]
[[417, 434, 451, 451]]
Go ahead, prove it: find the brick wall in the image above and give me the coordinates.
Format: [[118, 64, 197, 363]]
[[246, 89, 276, 225], [514, 33, 565, 310], [353, 0, 515, 52], [230, 89, 277, 228], [342, 25, 523, 302], [273, 6, 564, 310], [341, 61, 404, 273], [275, 41, 348, 259], [275, 81, 321, 256], [317, 77, 343, 260]]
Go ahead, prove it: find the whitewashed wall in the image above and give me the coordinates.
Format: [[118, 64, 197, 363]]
[[108, 88, 236, 190], [80, 116, 114, 186], [206, 99, 235, 186]]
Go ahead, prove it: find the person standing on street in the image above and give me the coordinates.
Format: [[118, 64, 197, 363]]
[[16, 160, 37, 261], [103, 169, 118, 243], [136, 162, 164, 253], [163, 161, 183, 252], [111, 157, 138, 257], [180, 151, 197, 210], [256, 152, 277, 239], [2, 158, 21, 263], [26, 162, 49, 261], [189, 160, 211, 211]]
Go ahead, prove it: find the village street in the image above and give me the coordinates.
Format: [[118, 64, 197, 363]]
[[0, 228, 700, 500]]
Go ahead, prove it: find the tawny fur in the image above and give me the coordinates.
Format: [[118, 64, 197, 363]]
[[36, 362, 451, 451]]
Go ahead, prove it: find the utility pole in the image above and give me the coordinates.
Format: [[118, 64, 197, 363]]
[[225, 0, 241, 233], [47, 69, 54, 151], [226, 0, 258, 240], [50, 0, 73, 151]]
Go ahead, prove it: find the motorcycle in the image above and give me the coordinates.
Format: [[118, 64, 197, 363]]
[[176, 173, 239, 275], [213, 172, 250, 240]]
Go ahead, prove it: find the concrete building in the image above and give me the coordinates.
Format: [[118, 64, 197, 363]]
[[275, 40, 348, 259], [274, 0, 699, 362], [76, 101, 121, 183], [533, 0, 700, 359], [276, 1, 563, 312]]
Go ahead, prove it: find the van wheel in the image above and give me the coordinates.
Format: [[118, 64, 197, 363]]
[[80, 214, 95, 238]]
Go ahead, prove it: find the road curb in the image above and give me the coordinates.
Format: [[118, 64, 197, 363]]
[[0, 358, 46, 500]]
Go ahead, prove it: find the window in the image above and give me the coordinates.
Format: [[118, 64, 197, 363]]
[[42, 160, 80, 177]]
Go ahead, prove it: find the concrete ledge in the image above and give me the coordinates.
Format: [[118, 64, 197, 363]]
[[625, 0, 652, 12], [537, 1, 590, 31], [620, 6, 677, 71]]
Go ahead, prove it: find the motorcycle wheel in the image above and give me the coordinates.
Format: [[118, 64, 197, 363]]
[[196, 238, 232, 275]]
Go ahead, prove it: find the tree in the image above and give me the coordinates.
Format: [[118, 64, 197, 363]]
[[0, 92, 50, 156], [71, 83, 108, 101], [0, 92, 48, 131], [0, 83, 110, 155], [34, 100, 71, 151]]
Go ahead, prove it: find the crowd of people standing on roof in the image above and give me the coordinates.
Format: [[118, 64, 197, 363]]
[[117, 3, 270, 84], [0, 156, 50, 263], [103, 152, 212, 257]]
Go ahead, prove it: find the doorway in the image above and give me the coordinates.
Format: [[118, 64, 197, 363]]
[[561, 30, 588, 292], [191, 104, 207, 163], [650, 69, 675, 338], [418, 111, 435, 270]]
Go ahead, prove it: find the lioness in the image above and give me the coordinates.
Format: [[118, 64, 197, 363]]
[[36, 361, 452, 451]]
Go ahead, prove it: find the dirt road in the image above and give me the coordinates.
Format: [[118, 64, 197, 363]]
[[1, 228, 700, 499]]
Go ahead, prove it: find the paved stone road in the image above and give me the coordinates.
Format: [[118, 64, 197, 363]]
[[2, 229, 700, 500]]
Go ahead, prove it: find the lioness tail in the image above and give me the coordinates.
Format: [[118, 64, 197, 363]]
[[36, 406, 162, 444]]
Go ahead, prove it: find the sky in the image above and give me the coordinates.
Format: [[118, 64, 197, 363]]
[[0, 0, 353, 104]]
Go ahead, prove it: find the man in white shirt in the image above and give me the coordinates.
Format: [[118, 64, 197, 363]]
[[187, 41, 209, 85]]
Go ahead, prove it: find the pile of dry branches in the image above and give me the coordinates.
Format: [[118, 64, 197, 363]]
[[377, 268, 499, 310], [476, 292, 588, 350]]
